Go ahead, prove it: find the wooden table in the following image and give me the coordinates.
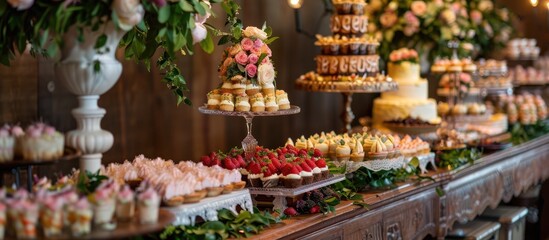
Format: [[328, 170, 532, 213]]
[[251, 134, 549, 239]]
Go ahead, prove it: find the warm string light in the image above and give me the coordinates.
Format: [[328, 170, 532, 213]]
[[531, 0, 539, 7], [546, 1, 549, 9], [288, 0, 303, 9]]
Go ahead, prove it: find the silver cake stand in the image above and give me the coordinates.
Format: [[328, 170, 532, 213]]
[[198, 106, 300, 160]]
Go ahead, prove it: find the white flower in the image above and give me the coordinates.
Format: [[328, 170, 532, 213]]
[[242, 27, 268, 40], [440, 9, 456, 25], [7, 0, 34, 10], [257, 63, 275, 85], [112, 0, 144, 31], [478, 0, 493, 12], [467, 29, 476, 38], [194, 0, 211, 24], [388, 1, 398, 11], [192, 23, 208, 44]]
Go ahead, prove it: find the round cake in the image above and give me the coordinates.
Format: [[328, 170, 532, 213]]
[[373, 49, 439, 126]]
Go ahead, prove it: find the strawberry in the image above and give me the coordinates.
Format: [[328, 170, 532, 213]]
[[267, 152, 277, 159], [305, 159, 316, 169], [211, 157, 221, 166], [294, 157, 304, 164], [267, 163, 277, 173], [300, 162, 312, 172], [236, 155, 246, 168], [315, 158, 327, 168], [231, 158, 240, 168], [247, 162, 262, 174], [223, 158, 236, 170], [298, 149, 308, 157], [312, 149, 322, 158], [263, 168, 273, 177], [209, 152, 217, 159], [271, 158, 282, 169], [281, 164, 293, 176], [290, 165, 301, 175], [200, 155, 211, 166], [309, 205, 320, 214], [283, 207, 298, 216]]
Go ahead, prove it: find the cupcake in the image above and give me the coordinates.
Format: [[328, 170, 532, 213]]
[[315, 158, 329, 179], [250, 93, 265, 112], [0, 125, 14, 162], [265, 94, 279, 112], [246, 80, 261, 96], [350, 141, 365, 162], [220, 81, 233, 94], [20, 123, 64, 161], [437, 102, 450, 117], [246, 162, 263, 187], [335, 139, 351, 161], [452, 104, 468, 116], [368, 139, 387, 160], [260, 171, 279, 188], [91, 180, 117, 227], [314, 138, 329, 156], [328, 138, 338, 160], [295, 136, 308, 150], [231, 80, 246, 95], [275, 90, 291, 110], [235, 94, 251, 112], [281, 164, 302, 188], [219, 93, 235, 112], [40, 196, 64, 237], [261, 82, 275, 96], [299, 163, 314, 185], [383, 138, 395, 158], [206, 89, 222, 110], [116, 185, 135, 221], [69, 198, 93, 236], [362, 136, 376, 153], [137, 186, 161, 224]]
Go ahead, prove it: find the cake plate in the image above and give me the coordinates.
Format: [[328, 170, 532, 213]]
[[295, 78, 399, 133], [198, 106, 300, 160], [247, 175, 345, 211]]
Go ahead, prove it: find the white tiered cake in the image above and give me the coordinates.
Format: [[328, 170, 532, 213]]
[[372, 49, 439, 127]]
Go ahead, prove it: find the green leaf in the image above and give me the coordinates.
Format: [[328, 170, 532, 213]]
[[200, 32, 214, 54], [235, 211, 252, 223], [264, 26, 272, 37], [192, 0, 206, 16], [218, 209, 236, 221], [202, 221, 225, 233], [179, 1, 194, 12], [217, 35, 230, 45], [94, 34, 107, 49], [158, 6, 171, 24], [263, 36, 279, 45]]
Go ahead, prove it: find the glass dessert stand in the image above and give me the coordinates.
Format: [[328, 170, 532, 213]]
[[247, 175, 345, 211], [295, 78, 398, 133], [198, 106, 300, 160]]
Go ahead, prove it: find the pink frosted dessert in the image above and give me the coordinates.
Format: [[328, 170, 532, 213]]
[[91, 180, 118, 227], [40, 196, 64, 237], [11, 199, 39, 239], [69, 198, 93, 236], [137, 186, 160, 224], [0, 125, 14, 162], [20, 123, 64, 161], [116, 185, 135, 221]]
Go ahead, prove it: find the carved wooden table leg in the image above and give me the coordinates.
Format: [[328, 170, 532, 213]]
[[341, 92, 355, 133]]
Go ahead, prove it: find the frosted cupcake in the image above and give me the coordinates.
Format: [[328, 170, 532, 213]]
[[91, 180, 117, 227], [260, 171, 279, 188], [116, 185, 135, 222], [40, 196, 64, 237], [314, 138, 329, 156], [219, 93, 235, 112], [265, 94, 279, 112], [245, 80, 261, 96], [70, 198, 93, 236], [335, 139, 351, 161], [20, 123, 64, 161], [281, 165, 302, 188], [235, 94, 251, 112], [0, 126, 14, 162], [350, 141, 365, 162], [231, 78, 246, 95], [261, 82, 275, 96], [368, 139, 387, 160], [220, 81, 233, 94], [275, 90, 290, 110], [206, 89, 221, 110], [137, 186, 161, 224], [250, 93, 265, 112]]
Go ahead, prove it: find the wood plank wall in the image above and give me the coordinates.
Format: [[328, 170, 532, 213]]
[[0, 0, 543, 170]]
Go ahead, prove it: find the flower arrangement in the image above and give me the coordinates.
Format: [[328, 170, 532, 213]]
[[218, 24, 278, 87], [0, 0, 240, 105], [366, 0, 515, 64], [388, 48, 419, 64]]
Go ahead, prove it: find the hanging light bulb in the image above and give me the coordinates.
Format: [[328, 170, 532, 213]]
[[531, 0, 539, 7], [546, 1, 549, 9], [288, 0, 303, 9]]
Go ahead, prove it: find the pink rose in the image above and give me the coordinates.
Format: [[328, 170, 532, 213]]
[[470, 10, 482, 24], [380, 11, 398, 28], [260, 45, 272, 57], [245, 64, 257, 78], [254, 39, 264, 48], [241, 38, 254, 51], [404, 11, 419, 27], [235, 51, 248, 65], [403, 26, 418, 36], [451, 3, 461, 13], [248, 53, 259, 64], [7, 0, 34, 10], [262, 57, 270, 64], [409, 50, 418, 58], [400, 50, 410, 59], [410, 1, 426, 16]]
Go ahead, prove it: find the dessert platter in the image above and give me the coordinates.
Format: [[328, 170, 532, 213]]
[[504, 38, 540, 60], [295, 0, 398, 132], [475, 59, 513, 94], [201, 25, 300, 159], [383, 118, 440, 135]]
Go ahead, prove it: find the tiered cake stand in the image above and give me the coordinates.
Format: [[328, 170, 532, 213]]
[[198, 106, 300, 160], [295, 79, 398, 133]]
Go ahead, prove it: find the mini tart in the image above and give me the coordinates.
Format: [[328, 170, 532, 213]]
[[206, 187, 224, 197], [163, 196, 184, 207], [231, 181, 246, 190], [184, 190, 207, 203], [222, 184, 233, 194]]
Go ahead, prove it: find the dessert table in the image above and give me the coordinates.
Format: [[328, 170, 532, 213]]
[[250, 134, 549, 239]]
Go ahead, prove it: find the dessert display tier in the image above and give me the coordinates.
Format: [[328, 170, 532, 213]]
[[198, 105, 300, 117], [344, 155, 405, 173], [295, 77, 398, 93], [383, 123, 440, 135], [248, 175, 345, 211], [165, 189, 254, 226]]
